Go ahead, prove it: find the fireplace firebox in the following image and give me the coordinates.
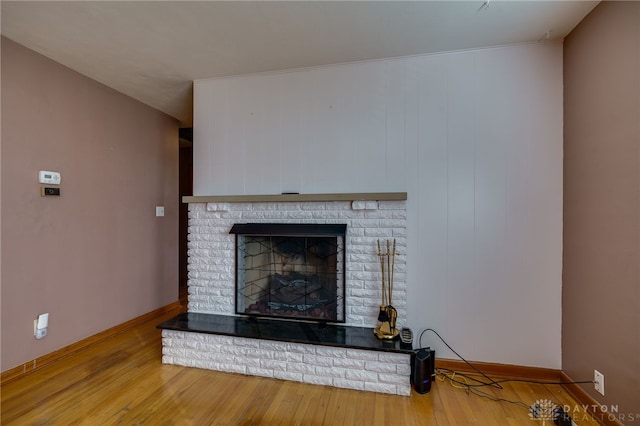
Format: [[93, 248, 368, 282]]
[[230, 223, 346, 323]]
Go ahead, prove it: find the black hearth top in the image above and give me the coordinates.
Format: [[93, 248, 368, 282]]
[[157, 312, 413, 354]]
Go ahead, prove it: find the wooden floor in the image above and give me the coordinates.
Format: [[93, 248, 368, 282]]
[[1, 311, 601, 425]]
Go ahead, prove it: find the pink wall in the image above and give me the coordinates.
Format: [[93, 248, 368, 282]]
[[563, 1, 640, 418], [1, 38, 179, 371]]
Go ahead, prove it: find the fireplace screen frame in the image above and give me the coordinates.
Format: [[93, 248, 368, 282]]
[[230, 223, 347, 324]]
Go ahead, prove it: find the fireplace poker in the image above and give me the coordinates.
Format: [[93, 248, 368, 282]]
[[390, 239, 396, 306], [377, 240, 386, 306], [386, 240, 391, 307], [377, 240, 388, 322]]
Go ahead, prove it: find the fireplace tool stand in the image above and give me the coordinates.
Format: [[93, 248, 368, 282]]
[[374, 239, 399, 340]]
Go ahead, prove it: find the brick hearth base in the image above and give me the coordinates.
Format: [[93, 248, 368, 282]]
[[158, 313, 412, 396]]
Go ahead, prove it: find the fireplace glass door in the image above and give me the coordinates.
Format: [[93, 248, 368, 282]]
[[230, 224, 346, 323]]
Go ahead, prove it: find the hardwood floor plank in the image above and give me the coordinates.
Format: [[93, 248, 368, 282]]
[[1, 311, 602, 425]]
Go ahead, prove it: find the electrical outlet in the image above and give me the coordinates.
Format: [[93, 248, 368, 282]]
[[594, 369, 605, 396]]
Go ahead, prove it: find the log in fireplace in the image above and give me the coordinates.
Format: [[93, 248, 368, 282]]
[[229, 223, 346, 323]]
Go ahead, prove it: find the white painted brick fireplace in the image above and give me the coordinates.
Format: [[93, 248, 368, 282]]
[[186, 200, 407, 326], [161, 197, 411, 395]]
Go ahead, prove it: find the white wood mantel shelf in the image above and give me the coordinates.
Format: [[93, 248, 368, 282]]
[[182, 192, 407, 204]]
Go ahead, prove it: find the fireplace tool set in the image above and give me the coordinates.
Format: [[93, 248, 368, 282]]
[[374, 239, 399, 340]]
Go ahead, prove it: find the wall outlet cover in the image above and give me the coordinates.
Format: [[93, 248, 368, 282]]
[[594, 369, 605, 396]]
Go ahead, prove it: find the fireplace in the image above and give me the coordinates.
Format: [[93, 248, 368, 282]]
[[230, 223, 346, 323], [185, 198, 407, 328], [166, 197, 410, 395]]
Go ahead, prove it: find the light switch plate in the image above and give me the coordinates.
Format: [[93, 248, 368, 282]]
[[156, 206, 165, 217]]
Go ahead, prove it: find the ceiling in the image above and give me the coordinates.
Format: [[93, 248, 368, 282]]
[[1, 1, 598, 126]]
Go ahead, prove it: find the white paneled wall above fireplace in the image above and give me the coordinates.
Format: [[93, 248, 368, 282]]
[[193, 41, 563, 369]]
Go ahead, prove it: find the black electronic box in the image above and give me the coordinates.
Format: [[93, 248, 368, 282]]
[[412, 347, 435, 394]]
